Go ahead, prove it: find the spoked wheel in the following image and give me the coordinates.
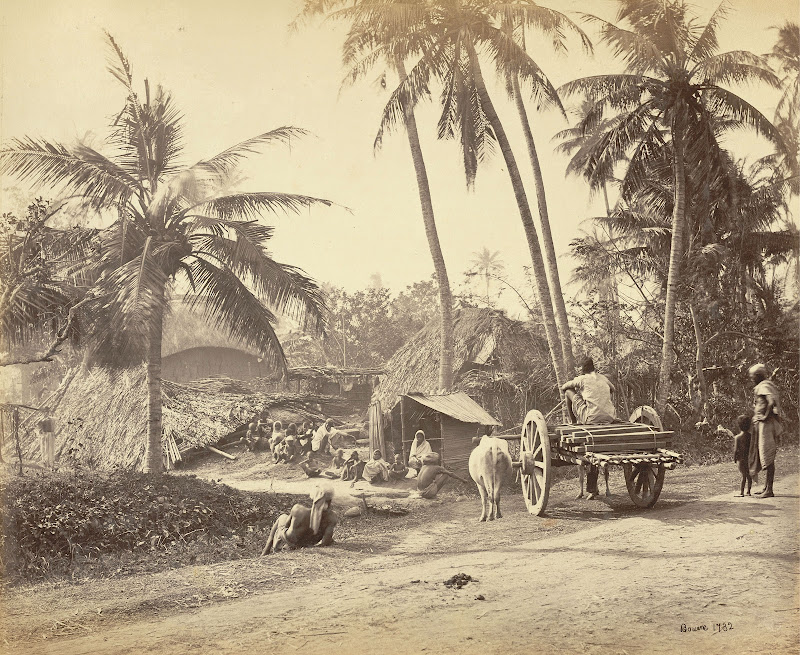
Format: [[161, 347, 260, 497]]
[[624, 405, 665, 508], [520, 410, 551, 516]]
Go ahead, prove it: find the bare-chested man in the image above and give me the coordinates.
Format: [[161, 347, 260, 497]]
[[416, 453, 469, 499], [261, 485, 338, 555]]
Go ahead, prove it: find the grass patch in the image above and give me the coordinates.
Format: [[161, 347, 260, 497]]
[[1, 469, 301, 584]]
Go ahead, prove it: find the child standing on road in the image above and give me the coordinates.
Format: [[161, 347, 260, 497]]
[[734, 414, 753, 497]]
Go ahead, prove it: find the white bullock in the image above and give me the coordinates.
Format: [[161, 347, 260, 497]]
[[468, 436, 513, 521]]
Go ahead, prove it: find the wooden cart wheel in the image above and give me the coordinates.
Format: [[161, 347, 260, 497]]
[[629, 405, 663, 430], [625, 405, 665, 507], [520, 410, 551, 516], [623, 463, 665, 507]]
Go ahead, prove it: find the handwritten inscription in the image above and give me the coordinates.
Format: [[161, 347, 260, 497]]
[[680, 622, 733, 633]]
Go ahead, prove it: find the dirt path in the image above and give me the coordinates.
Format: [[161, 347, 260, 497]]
[[7, 461, 798, 655]]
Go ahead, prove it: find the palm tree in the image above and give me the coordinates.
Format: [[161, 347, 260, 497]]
[[498, 2, 593, 376], [299, 0, 457, 393], [469, 246, 505, 307], [559, 0, 781, 413], [362, 0, 582, 387], [0, 35, 331, 472]]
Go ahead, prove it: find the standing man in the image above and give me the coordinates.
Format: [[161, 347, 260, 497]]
[[748, 364, 784, 499]]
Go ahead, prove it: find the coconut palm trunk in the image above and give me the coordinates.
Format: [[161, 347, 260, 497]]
[[511, 74, 575, 374], [394, 55, 454, 392], [688, 299, 709, 421], [144, 286, 165, 473], [468, 45, 566, 387], [655, 126, 687, 414]]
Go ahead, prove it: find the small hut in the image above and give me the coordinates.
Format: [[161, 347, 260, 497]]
[[372, 308, 556, 428], [377, 392, 501, 475]]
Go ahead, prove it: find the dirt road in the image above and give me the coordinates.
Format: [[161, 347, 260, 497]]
[[9, 463, 799, 655]]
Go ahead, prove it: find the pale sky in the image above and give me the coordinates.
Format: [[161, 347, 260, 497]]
[[1, 0, 797, 318]]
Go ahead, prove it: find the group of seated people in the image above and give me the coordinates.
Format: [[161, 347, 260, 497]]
[[241, 417, 343, 464], [297, 429, 465, 498]]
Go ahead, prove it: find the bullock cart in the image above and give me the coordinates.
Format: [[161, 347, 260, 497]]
[[509, 406, 683, 516]]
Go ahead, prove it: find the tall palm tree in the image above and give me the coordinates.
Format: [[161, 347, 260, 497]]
[[559, 0, 781, 413], [498, 2, 593, 376], [363, 0, 579, 387], [300, 0, 457, 392], [0, 35, 331, 472]]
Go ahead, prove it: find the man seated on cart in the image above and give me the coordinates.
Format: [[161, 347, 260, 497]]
[[560, 356, 616, 426], [560, 356, 616, 500]]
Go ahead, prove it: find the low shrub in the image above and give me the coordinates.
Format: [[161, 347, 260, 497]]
[[1, 470, 300, 583]]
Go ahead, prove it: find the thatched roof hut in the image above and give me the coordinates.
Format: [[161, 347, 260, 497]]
[[11, 367, 351, 470], [372, 308, 557, 426]]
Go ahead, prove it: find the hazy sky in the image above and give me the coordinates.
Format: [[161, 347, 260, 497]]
[[1, 0, 797, 316]]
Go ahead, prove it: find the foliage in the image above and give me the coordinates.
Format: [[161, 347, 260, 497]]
[[0, 470, 299, 582], [283, 277, 440, 368], [0, 198, 96, 359]]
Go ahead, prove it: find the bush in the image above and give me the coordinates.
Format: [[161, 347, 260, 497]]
[[1, 470, 299, 582]]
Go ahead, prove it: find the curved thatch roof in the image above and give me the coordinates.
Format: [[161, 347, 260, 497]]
[[372, 307, 554, 409], [13, 367, 351, 470]]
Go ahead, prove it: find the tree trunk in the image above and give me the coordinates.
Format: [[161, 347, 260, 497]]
[[655, 125, 686, 415], [395, 55, 454, 392], [688, 299, 710, 422], [143, 289, 165, 473], [511, 74, 574, 374], [468, 46, 566, 388]]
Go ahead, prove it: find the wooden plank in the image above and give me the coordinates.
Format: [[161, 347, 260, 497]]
[[556, 426, 662, 438], [554, 423, 656, 435], [207, 445, 237, 460], [561, 431, 673, 444], [567, 442, 671, 454]]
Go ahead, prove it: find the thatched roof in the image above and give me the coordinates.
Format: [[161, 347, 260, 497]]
[[372, 307, 553, 408], [161, 301, 294, 360], [287, 365, 384, 381], [12, 367, 351, 470]]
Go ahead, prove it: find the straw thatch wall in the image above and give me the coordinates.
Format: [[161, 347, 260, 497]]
[[11, 367, 352, 470], [373, 308, 557, 425]]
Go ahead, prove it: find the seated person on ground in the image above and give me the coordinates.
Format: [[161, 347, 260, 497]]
[[560, 356, 616, 425], [362, 450, 390, 484], [388, 453, 409, 481], [312, 419, 335, 454], [283, 423, 300, 461], [408, 430, 433, 470], [300, 452, 322, 478], [261, 484, 338, 555], [324, 449, 347, 479], [341, 451, 365, 481], [298, 422, 314, 454], [417, 452, 469, 499], [243, 422, 259, 451], [270, 421, 287, 451]]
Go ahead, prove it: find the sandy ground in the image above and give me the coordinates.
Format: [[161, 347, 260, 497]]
[[3, 451, 799, 655]]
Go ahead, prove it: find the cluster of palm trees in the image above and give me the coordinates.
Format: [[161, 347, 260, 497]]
[[302, 0, 796, 416], [0, 35, 334, 472]]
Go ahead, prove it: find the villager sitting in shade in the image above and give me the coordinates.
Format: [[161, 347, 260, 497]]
[[299, 452, 322, 478], [388, 453, 409, 481], [733, 414, 753, 497], [298, 421, 315, 454], [340, 451, 365, 482], [560, 356, 616, 426], [243, 422, 259, 452], [362, 450, 390, 484], [270, 421, 287, 452], [312, 419, 335, 455], [283, 423, 300, 461], [748, 363, 784, 499], [408, 430, 433, 470], [324, 449, 347, 479], [261, 484, 338, 555], [417, 452, 469, 499]]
